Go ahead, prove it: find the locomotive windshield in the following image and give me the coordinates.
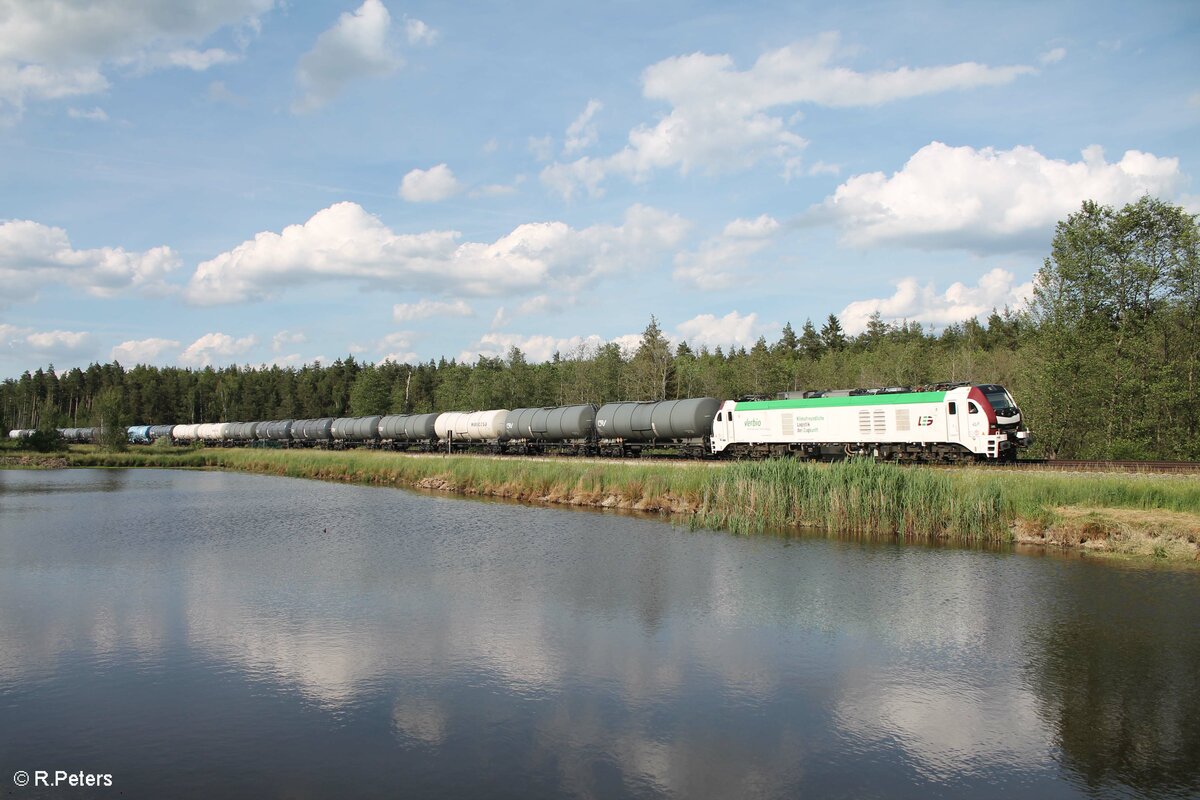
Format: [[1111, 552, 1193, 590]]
[[979, 385, 1017, 415]]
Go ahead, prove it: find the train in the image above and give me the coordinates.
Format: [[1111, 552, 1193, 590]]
[[16, 382, 1033, 463]]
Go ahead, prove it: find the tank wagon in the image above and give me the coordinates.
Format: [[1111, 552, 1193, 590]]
[[7, 429, 33, 439], [711, 383, 1031, 462], [434, 410, 507, 451], [377, 413, 439, 449], [331, 415, 382, 447], [127, 425, 153, 444], [257, 420, 294, 442], [502, 404, 597, 454], [291, 418, 335, 445], [148, 425, 175, 441], [595, 398, 720, 457]]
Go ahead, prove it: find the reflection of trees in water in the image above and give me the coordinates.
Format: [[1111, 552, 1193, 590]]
[[1028, 593, 1200, 797]]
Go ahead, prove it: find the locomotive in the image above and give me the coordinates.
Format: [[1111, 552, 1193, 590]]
[[39, 382, 1031, 463]]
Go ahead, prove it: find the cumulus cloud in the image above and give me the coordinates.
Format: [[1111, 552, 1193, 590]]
[[404, 17, 438, 46], [823, 142, 1184, 251], [185, 201, 688, 305], [459, 332, 612, 363], [673, 214, 780, 290], [0, 219, 180, 304], [0, 323, 93, 359], [674, 311, 765, 350], [271, 329, 306, 352], [111, 337, 180, 364], [393, 299, 473, 321], [563, 99, 602, 154], [0, 0, 272, 120], [67, 106, 108, 121], [399, 164, 461, 202], [542, 33, 1033, 197], [293, 0, 400, 113], [1039, 47, 1067, 65], [838, 268, 1034, 334], [179, 332, 257, 367]]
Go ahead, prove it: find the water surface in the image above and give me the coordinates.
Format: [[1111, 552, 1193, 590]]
[[1, 468, 1197, 798]]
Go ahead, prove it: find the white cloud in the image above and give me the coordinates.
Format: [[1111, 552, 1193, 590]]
[[542, 33, 1033, 197], [0, 0, 272, 120], [67, 106, 108, 121], [1189, 92, 1200, 109], [111, 337, 180, 364], [459, 332, 613, 363], [293, 0, 400, 113], [271, 329, 306, 353], [674, 311, 764, 350], [0, 219, 180, 304], [393, 299, 473, 321], [1, 323, 93, 359], [838, 268, 1034, 334], [823, 142, 1184, 252], [563, 99, 602, 155], [185, 201, 688, 305], [528, 135, 555, 162], [1039, 47, 1067, 65], [399, 163, 461, 202], [179, 332, 257, 367], [404, 17, 438, 46], [673, 214, 780, 290]]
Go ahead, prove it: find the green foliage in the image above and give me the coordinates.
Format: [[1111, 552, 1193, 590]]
[[17, 426, 67, 453]]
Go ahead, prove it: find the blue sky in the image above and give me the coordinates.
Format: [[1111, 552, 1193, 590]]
[[1, 0, 1197, 377]]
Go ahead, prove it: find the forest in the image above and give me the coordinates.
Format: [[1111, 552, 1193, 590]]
[[3, 197, 1198, 460]]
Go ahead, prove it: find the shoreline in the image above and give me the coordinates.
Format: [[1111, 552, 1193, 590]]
[[5, 446, 1198, 565]]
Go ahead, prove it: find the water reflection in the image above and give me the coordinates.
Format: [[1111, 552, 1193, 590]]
[[1, 468, 1197, 799]]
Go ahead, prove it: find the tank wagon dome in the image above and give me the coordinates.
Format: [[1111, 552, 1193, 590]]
[[257, 420, 294, 440], [292, 418, 335, 441], [331, 416, 382, 440], [595, 398, 719, 441], [504, 405, 597, 441], [378, 413, 439, 440]]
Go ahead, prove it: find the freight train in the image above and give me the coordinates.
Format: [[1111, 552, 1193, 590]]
[[16, 382, 1032, 463]]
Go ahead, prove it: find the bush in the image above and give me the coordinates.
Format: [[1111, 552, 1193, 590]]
[[17, 428, 67, 453]]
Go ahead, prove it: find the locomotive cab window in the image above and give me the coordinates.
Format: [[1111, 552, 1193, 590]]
[[716, 412, 723, 421], [948, 402, 957, 415], [968, 402, 979, 414]]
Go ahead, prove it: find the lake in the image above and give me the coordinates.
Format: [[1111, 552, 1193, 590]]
[[1, 468, 1197, 798]]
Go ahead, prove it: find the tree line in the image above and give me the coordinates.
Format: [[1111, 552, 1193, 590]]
[[3, 197, 1197, 460]]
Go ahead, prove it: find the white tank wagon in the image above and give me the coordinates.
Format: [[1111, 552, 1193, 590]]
[[291, 418, 335, 445], [710, 384, 1032, 462], [502, 405, 597, 454], [594, 398, 720, 457], [196, 423, 225, 442], [331, 416, 382, 446], [434, 410, 509, 450], [7, 429, 33, 439], [377, 413, 439, 448], [171, 424, 202, 442]]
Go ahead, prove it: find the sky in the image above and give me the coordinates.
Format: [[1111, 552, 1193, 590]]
[[0, 0, 1197, 378]]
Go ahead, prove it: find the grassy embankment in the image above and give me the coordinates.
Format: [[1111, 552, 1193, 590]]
[[12, 442, 1195, 563]]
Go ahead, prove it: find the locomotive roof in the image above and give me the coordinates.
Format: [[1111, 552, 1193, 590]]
[[735, 390, 948, 411]]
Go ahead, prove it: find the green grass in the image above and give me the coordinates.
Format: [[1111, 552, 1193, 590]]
[[15, 445, 1200, 562]]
